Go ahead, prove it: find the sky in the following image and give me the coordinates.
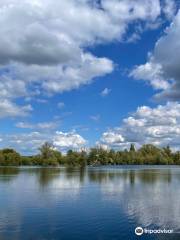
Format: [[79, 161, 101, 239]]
[[0, 0, 180, 154]]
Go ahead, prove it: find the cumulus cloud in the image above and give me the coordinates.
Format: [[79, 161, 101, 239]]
[[0, 132, 48, 154], [130, 60, 171, 90], [53, 131, 86, 150], [99, 102, 180, 150], [163, 0, 177, 19], [0, 131, 86, 154], [0, 76, 27, 99], [0, 54, 114, 95], [0, 0, 163, 65], [130, 9, 180, 101], [0, 100, 32, 118], [0, 0, 171, 116], [100, 132, 124, 145], [101, 0, 161, 23], [0, 0, 177, 122]]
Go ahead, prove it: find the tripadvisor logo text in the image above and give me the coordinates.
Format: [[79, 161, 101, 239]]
[[135, 226, 174, 236]]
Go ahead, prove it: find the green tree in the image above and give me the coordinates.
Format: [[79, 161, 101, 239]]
[[39, 142, 54, 159], [130, 143, 136, 152], [38, 142, 59, 166], [1, 149, 21, 166], [163, 145, 172, 157]]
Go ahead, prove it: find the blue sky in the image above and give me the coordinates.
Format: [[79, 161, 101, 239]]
[[0, 0, 180, 154]]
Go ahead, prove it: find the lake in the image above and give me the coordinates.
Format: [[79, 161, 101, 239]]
[[0, 166, 180, 240]]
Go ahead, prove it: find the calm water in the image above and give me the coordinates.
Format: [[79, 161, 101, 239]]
[[0, 166, 180, 240]]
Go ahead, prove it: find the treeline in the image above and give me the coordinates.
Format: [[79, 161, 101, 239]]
[[0, 142, 180, 166]]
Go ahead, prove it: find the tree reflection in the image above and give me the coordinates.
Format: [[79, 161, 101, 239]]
[[87, 168, 173, 186], [0, 167, 19, 182], [36, 168, 62, 187], [35, 167, 86, 188], [0, 166, 176, 186], [136, 169, 172, 184]]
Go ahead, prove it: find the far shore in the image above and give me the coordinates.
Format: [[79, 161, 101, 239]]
[[0, 142, 180, 166]]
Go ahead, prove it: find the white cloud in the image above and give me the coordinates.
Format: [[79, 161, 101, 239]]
[[0, 0, 169, 111], [99, 102, 180, 150], [100, 132, 124, 145], [130, 9, 180, 101], [0, 0, 163, 65], [15, 121, 58, 130], [102, 0, 161, 23], [53, 131, 86, 150], [0, 76, 27, 99], [15, 122, 33, 129], [0, 99, 32, 118], [0, 131, 47, 154], [0, 130, 87, 154], [0, 0, 177, 122], [163, 0, 177, 19], [100, 88, 111, 97], [130, 60, 171, 90], [90, 114, 101, 122], [0, 54, 114, 95]]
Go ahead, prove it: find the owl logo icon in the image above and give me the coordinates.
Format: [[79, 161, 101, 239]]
[[135, 227, 144, 236]]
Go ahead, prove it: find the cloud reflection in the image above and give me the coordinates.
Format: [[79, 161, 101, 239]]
[[100, 168, 180, 231]]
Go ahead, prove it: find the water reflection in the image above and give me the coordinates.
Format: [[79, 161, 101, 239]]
[[98, 168, 180, 232], [0, 167, 19, 183], [0, 166, 176, 186], [0, 166, 180, 239], [36, 168, 62, 187], [87, 168, 173, 185]]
